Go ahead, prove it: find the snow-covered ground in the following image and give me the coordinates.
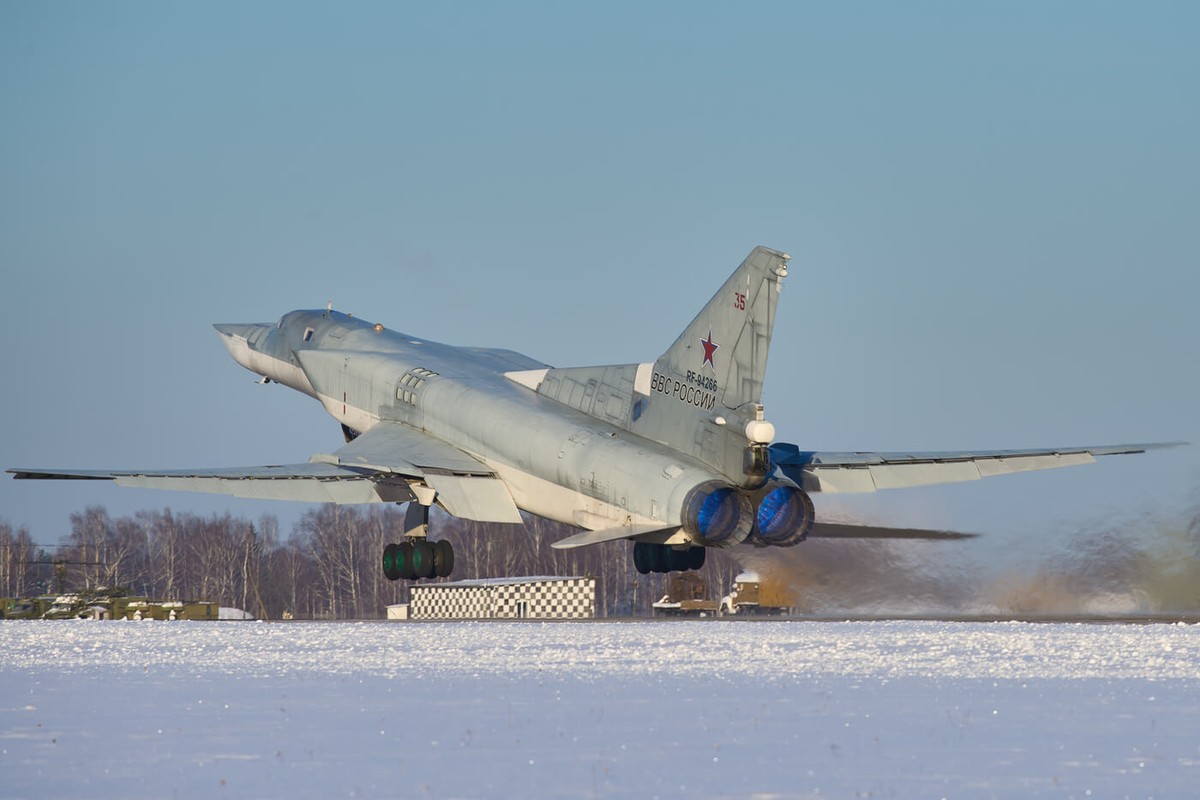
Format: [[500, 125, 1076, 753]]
[[3, 620, 1198, 799]]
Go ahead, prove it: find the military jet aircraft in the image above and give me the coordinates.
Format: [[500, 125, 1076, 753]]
[[9, 247, 1172, 580]]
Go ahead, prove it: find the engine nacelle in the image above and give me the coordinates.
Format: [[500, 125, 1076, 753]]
[[750, 482, 814, 547], [680, 481, 754, 548]]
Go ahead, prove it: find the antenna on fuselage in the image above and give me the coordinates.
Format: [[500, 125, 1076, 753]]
[[325, 301, 332, 318]]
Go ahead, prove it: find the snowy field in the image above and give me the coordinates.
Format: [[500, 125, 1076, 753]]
[[3, 620, 1198, 799]]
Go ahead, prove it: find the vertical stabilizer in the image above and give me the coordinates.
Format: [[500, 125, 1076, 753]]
[[630, 246, 790, 480], [506, 246, 791, 484], [655, 246, 789, 411]]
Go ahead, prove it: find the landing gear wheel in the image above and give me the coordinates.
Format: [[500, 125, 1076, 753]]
[[647, 543, 668, 573], [382, 543, 401, 581], [411, 539, 435, 580], [396, 541, 416, 580], [665, 547, 689, 572], [433, 540, 455, 578], [634, 542, 706, 574], [633, 542, 652, 575]]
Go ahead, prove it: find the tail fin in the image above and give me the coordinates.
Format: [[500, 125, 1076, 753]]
[[624, 246, 790, 480], [505, 246, 791, 481], [652, 246, 790, 412]]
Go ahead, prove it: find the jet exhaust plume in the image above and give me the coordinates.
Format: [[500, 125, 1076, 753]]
[[977, 505, 1200, 616], [737, 505, 1200, 617]]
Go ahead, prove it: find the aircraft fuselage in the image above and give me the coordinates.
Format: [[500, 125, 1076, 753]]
[[17, 246, 1166, 583], [215, 310, 739, 543]]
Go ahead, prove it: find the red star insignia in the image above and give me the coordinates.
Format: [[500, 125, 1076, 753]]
[[700, 330, 719, 369]]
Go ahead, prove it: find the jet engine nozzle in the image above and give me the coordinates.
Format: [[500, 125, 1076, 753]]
[[750, 482, 814, 547], [680, 481, 754, 547]]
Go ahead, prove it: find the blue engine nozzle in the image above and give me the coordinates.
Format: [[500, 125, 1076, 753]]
[[680, 481, 754, 547], [752, 482, 814, 547]]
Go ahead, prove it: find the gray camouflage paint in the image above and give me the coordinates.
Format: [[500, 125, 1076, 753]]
[[10, 246, 1173, 552]]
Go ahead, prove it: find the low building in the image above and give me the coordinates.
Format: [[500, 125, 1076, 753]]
[[405, 576, 596, 620]]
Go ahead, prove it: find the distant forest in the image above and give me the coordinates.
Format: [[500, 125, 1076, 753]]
[[0, 506, 744, 618]]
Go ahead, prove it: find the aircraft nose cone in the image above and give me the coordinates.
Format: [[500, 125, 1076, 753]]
[[213, 323, 270, 368], [213, 323, 254, 339]]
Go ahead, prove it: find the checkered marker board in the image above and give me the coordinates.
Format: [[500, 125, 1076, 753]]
[[411, 577, 596, 619]]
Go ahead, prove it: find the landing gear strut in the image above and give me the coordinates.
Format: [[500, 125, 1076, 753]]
[[382, 503, 455, 581], [633, 542, 706, 575]]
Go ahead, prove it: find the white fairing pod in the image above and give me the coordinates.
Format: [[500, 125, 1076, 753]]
[[680, 481, 754, 548], [751, 482, 814, 547]]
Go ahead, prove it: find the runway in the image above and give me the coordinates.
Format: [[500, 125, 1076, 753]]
[[723, 613, 1200, 625], [4, 619, 1198, 798]]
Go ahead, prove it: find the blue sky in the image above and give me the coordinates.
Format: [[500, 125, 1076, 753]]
[[2, 2, 1196, 555]]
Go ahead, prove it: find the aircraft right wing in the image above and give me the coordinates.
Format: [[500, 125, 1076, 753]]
[[770, 442, 1181, 493]]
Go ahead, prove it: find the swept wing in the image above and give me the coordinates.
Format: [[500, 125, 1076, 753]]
[[10, 421, 523, 523], [9, 462, 414, 504], [771, 442, 1177, 494]]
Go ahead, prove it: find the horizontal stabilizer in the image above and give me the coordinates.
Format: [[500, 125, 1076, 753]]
[[552, 524, 681, 550], [808, 521, 978, 540]]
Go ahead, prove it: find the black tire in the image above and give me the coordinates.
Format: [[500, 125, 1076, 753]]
[[411, 539, 435, 580], [396, 541, 416, 581], [433, 539, 455, 578], [633, 542, 652, 575], [382, 543, 400, 581], [647, 543, 668, 574], [669, 546, 700, 572], [663, 547, 683, 572]]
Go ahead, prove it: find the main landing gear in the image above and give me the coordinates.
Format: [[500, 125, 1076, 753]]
[[633, 542, 706, 574], [382, 503, 455, 581]]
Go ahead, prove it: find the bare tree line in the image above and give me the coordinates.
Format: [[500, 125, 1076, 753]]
[[1, 506, 742, 618]]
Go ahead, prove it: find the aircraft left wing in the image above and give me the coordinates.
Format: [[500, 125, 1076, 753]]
[[770, 442, 1181, 493], [7, 463, 417, 504], [9, 421, 525, 523]]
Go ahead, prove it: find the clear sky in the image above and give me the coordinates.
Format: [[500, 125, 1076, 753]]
[[2, 1, 1196, 559]]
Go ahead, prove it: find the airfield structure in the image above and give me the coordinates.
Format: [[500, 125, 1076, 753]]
[[1, 593, 246, 620], [651, 571, 797, 617], [720, 571, 796, 615], [395, 576, 596, 620], [652, 572, 720, 616]]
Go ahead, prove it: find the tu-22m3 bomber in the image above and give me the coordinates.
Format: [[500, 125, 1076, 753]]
[[9, 247, 1174, 581]]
